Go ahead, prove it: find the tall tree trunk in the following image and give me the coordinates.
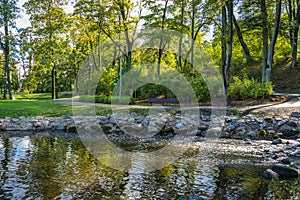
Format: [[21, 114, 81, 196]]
[[287, 0, 294, 47], [178, 0, 185, 71], [233, 14, 251, 62], [221, 5, 227, 89], [266, 0, 282, 81], [191, 0, 195, 67], [51, 64, 56, 100], [119, 2, 132, 73], [3, 0, 13, 100], [157, 0, 168, 75], [225, 0, 233, 89], [261, 0, 269, 82], [291, 1, 300, 68]]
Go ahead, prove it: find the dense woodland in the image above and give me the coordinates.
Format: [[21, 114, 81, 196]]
[[0, 0, 299, 101]]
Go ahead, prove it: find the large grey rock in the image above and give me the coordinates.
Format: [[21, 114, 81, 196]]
[[262, 169, 279, 180], [272, 164, 299, 179]]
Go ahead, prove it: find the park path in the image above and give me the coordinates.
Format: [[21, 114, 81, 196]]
[[52, 93, 300, 114]]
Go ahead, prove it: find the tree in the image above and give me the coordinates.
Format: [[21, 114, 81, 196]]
[[291, 0, 299, 68], [0, 0, 18, 100], [24, 0, 71, 99], [221, 0, 233, 90], [261, 0, 269, 81], [261, 0, 282, 81], [233, 14, 251, 62], [266, 0, 282, 77]]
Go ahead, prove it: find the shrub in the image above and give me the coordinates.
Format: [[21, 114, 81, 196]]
[[227, 76, 273, 100], [187, 76, 210, 102]]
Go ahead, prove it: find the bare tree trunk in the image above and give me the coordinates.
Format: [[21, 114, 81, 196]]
[[51, 65, 56, 100], [178, 0, 185, 71], [261, 0, 268, 82], [291, 1, 300, 68], [191, 0, 195, 67], [221, 5, 227, 89], [287, 0, 294, 47], [266, 0, 282, 81], [225, 0, 233, 89], [233, 14, 251, 62], [118, 2, 132, 73], [3, 0, 13, 100], [157, 0, 168, 75]]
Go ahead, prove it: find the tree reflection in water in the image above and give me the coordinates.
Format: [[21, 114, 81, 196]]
[[0, 135, 299, 199]]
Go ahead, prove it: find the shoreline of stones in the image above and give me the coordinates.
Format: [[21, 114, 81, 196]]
[[0, 111, 299, 141]]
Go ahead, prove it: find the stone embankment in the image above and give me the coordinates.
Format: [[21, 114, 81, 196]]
[[0, 112, 300, 140]]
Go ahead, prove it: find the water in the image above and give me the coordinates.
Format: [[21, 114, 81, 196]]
[[0, 134, 299, 199]]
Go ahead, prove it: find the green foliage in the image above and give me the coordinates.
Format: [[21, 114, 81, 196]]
[[227, 76, 273, 100], [188, 75, 210, 102], [136, 83, 176, 100], [96, 68, 119, 96]]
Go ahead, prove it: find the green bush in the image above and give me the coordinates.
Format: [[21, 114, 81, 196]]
[[79, 95, 136, 105], [227, 76, 273, 100], [187, 76, 210, 102]]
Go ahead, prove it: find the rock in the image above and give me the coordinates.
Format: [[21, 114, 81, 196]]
[[109, 117, 117, 124], [247, 131, 257, 137], [271, 164, 299, 179], [3, 117, 11, 123], [287, 121, 297, 127], [198, 126, 208, 132], [272, 138, 282, 145], [56, 125, 66, 131], [280, 125, 298, 137], [219, 132, 230, 139], [264, 118, 273, 123], [206, 127, 222, 138], [175, 123, 183, 129], [277, 120, 286, 126], [291, 112, 300, 118], [280, 158, 291, 165], [11, 118, 20, 123], [35, 116, 43, 120], [33, 122, 42, 127], [67, 125, 77, 133], [273, 133, 283, 139], [136, 116, 145, 124], [223, 125, 236, 132], [128, 118, 135, 123], [262, 169, 279, 180]]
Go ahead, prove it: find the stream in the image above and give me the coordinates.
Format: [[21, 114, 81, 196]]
[[0, 132, 299, 199]]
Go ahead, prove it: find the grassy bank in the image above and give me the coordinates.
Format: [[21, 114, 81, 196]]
[[0, 93, 110, 118]]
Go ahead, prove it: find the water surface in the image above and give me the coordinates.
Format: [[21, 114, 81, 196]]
[[0, 134, 299, 199]]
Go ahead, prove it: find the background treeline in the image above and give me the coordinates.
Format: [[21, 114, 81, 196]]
[[0, 0, 299, 101]]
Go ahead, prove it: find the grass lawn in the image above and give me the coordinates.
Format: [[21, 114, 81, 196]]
[[0, 92, 110, 118]]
